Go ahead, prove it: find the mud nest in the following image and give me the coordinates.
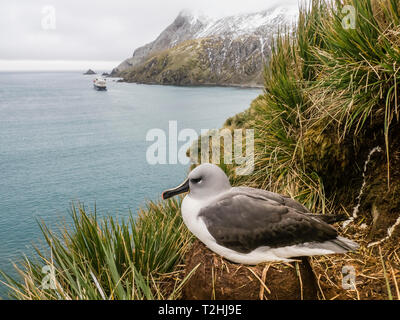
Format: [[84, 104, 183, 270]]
[[183, 240, 318, 300]]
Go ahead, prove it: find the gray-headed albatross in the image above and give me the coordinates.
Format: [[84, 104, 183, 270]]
[[162, 163, 358, 265]]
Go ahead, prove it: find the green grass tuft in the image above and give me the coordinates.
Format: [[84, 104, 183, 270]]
[[0, 199, 193, 300]]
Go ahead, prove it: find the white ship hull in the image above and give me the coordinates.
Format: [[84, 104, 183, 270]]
[[93, 78, 107, 91]]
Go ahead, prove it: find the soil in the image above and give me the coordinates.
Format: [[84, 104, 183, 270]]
[[320, 122, 400, 240], [183, 240, 318, 300]]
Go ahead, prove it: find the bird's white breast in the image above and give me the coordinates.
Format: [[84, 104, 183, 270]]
[[181, 195, 215, 244]]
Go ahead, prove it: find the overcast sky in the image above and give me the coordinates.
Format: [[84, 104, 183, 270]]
[[0, 0, 301, 71]]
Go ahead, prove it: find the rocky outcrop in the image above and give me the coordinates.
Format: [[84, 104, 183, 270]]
[[83, 69, 96, 75], [112, 7, 297, 86]]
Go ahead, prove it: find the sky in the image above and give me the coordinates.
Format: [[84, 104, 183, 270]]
[[0, 0, 301, 71]]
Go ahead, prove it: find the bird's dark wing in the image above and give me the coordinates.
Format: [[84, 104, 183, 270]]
[[233, 187, 310, 213], [198, 192, 338, 254], [233, 187, 347, 225], [307, 213, 348, 224]]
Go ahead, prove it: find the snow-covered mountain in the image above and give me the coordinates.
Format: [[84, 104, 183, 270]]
[[112, 7, 298, 86], [192, 7, 297, 38]]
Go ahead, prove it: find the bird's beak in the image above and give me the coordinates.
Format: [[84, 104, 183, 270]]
[[162, 178, 189, 200]]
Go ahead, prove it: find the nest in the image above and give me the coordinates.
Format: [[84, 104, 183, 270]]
[[310, 223, 400, 300], [183, 240, 318, 300]]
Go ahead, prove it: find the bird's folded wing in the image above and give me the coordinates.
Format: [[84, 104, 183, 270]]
[[232, 186, 310, 213], [198, 194, 338, 253]]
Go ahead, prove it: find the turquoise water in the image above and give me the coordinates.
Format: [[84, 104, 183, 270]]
[[0, 71, 260, 297]]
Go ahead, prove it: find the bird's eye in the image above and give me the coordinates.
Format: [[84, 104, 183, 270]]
[[190, 178, 202, 184]]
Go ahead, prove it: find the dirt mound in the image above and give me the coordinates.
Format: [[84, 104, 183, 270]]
[[183, 240, 318, 300]]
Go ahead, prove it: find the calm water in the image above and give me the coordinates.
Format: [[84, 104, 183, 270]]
[[0, 71, 260, 296]]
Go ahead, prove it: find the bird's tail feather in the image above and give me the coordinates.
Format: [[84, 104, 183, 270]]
[[332, 236, 359, 252], [303, 236, 359, 254]]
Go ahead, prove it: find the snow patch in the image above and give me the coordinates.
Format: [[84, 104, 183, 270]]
[[181, 6, 299, 40]]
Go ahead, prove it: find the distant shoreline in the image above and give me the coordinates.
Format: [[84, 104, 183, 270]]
[[114, 78, 263, 89]]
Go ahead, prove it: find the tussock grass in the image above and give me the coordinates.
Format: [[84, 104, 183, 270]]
[[223, 0, 400, 212], [0, 199, 193, 300]]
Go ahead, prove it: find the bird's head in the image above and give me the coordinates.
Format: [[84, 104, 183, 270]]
[[162, 163, 231, 200]]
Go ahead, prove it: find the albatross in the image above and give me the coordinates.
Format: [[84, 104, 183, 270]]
[[162, 163, 359, 265]]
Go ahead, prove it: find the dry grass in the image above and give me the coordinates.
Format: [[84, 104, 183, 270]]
[[310, 221, 400, 300]]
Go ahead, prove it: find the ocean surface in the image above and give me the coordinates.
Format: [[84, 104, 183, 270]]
[[0, 71, 260, 297]]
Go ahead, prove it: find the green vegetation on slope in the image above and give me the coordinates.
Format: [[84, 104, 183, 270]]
[[225, 0, 400, 223], [120, 37, 266, 87]]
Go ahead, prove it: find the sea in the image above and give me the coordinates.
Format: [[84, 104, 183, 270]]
[[0, 71, 260, 297]]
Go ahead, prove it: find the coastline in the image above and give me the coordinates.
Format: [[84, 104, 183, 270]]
[[112, 77, 264, 89]]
